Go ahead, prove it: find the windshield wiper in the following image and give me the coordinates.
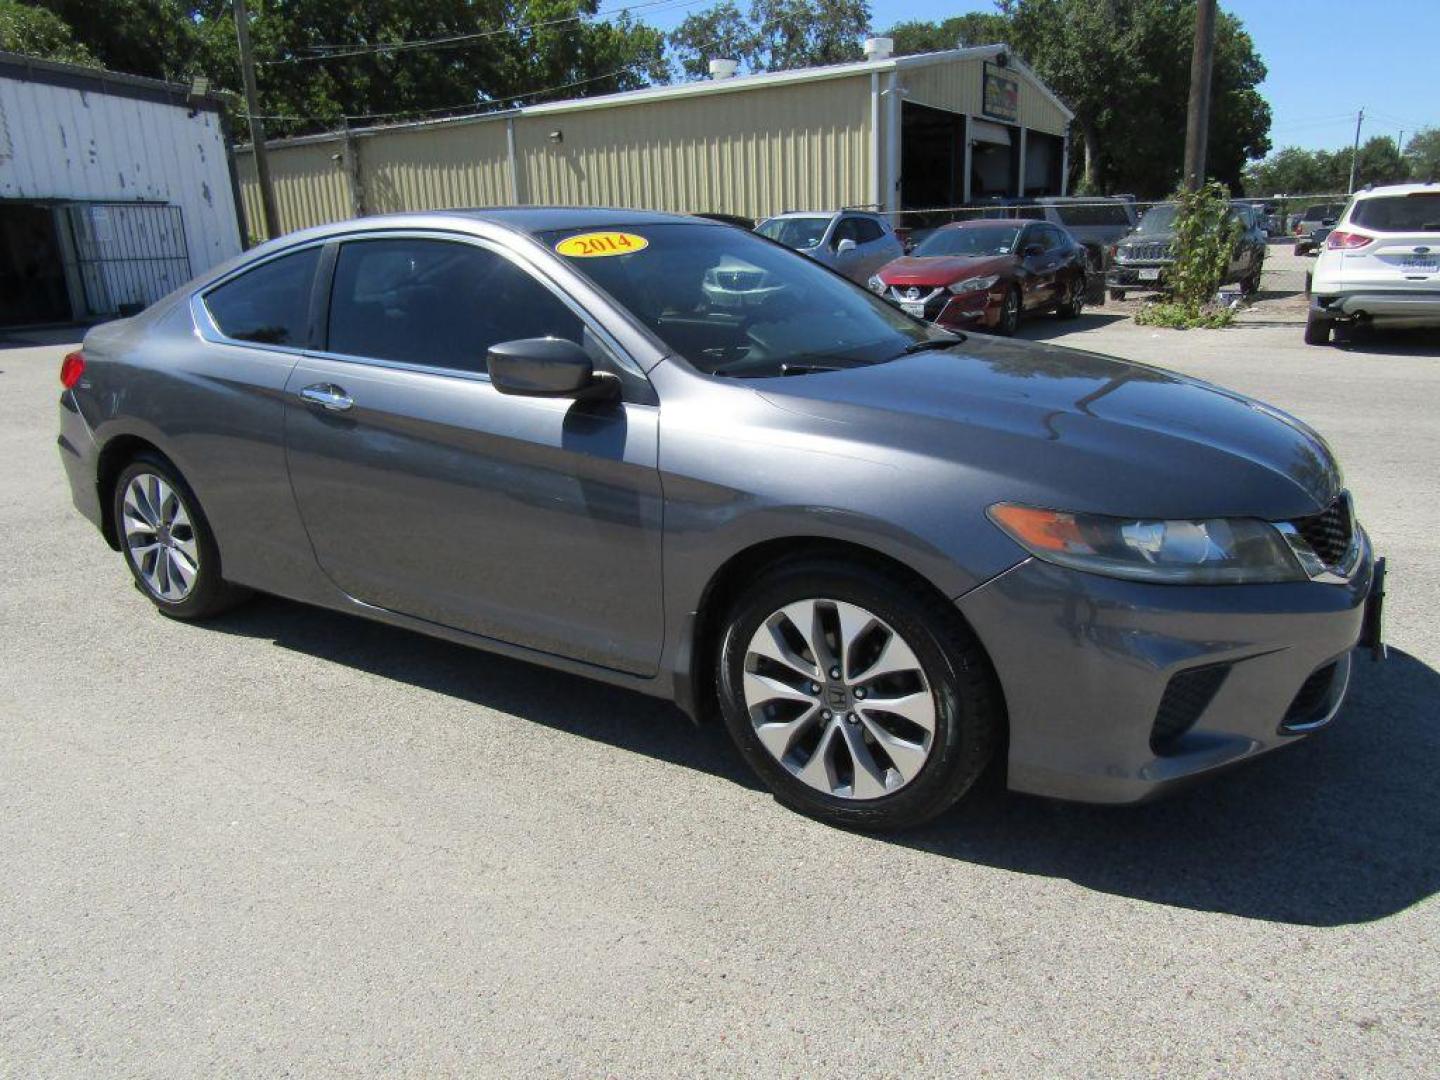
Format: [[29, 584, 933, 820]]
[[779, 361, 847, 376], [901, 335, 965, 355]]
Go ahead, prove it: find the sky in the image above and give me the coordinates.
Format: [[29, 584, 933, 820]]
[[607, 0, 1439, 156]]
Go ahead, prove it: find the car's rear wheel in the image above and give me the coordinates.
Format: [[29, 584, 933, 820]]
[[1108, 288, 1126, 303], [1056, 274, 1085, 318], [1303, 309, 1333, 346], [716, 559, 1002, 830], [113, 453, 250, 619], [1241, 265, 1262, 296], [995, 286, 1021, 336]]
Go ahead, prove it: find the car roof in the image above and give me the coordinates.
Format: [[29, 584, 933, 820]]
[[1350, 182, 1440, 199], [942, 218, 1029, 229]]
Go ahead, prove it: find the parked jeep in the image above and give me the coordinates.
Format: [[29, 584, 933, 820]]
[[1106, 201, 1266, 301]]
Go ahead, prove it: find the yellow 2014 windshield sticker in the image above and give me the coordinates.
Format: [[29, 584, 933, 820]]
[[555, 231, 649, 258]]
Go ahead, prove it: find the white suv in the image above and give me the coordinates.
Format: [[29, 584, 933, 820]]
[[1307, 183, 1440, 345]]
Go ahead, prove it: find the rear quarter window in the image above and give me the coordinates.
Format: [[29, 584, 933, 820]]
[[1350, 194, 1440, 232], [204, 247, 320, 346]]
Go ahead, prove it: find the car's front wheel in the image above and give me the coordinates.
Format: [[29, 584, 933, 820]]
[[1056, 274, 1085, 318], [1108, 288, 1126, 303], [995, 286, 1021, 336], [716, 559, 1002, 830], [113, 453, 250, 619]]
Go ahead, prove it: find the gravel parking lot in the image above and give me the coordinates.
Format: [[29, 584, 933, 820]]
[[2, 272, 1437, 1074]]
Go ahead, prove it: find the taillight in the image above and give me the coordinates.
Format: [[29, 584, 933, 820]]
[[1325, 230, 1373, 250], [59, 350, 85, 389]]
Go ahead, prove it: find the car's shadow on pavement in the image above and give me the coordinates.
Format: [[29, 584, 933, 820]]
[[1330, 327, 1440, 357], [913, 648, 1440, 927], [1013, 312, 1130, 342], [209, 597, 1438, 928]]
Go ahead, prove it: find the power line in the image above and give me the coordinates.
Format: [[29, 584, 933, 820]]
[[261, 0, 702, 66]]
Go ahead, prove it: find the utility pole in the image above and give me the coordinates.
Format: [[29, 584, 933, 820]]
[[233, 0, 280, 240], [1347, 107, 1365, 194], [1182, 0, 1217, 191]]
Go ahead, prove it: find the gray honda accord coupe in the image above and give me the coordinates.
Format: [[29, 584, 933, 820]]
[[58, 208, 1384, 830]]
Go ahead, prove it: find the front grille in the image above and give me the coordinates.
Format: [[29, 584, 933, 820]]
[[1292, 494, 1354, 569], [1151, 663, 1230, 754], [1282, 662, 1339, 729], [1123, 241, 1172, 261]]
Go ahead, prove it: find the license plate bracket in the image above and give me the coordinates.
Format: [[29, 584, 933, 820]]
[[901, 301, 927, 319], [1360, 556, 1387, 661]]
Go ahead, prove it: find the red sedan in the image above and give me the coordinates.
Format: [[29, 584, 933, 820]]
[[868, 219, 1089, 335]]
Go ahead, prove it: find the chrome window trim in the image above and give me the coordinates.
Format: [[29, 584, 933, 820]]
[[191, 238, 332, 356]]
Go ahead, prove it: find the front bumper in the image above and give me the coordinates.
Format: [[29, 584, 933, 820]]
[[1107, 263, 1171, 290], [1312, 289, 1440, 326], [958, 535, 1376, 804]]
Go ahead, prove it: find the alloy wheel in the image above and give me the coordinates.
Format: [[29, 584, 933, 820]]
[[1001, 289, 1020, 334], [122, 473, 200, 601], [741, 598, 936, 800]]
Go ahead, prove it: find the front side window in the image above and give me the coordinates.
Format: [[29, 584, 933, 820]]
[[756, 216, 830, 250], [205, 247, 320, 346], [326, 238, 584, 373], [852, 218, 885, 244], [913, 226, 1021, 257], [543, 222, 939, 379], [1351, 194, 1440, 232]]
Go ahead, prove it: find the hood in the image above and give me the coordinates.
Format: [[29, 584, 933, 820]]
[[754, 336, 1341, 522], [879, 254, 1012, 287]]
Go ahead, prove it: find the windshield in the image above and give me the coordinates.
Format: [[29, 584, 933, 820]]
[[756, 216, 830, 250], [542, 223, 941, 379], [1135, 204, 1178, 234], [1351, 194, 1440, 232], [913, 226, 1021, 257]]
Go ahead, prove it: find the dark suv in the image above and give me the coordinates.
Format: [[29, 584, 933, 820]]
[[1107, 201, 1267, 301]]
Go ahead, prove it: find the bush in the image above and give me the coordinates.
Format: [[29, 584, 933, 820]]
[[1134, 181, 1241, 329]]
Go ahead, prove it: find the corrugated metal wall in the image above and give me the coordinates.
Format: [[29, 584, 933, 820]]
[[903, 59, 1068, 135], [364, 119, 512, 213], [236, 74, 874, 237], [516, 77, 872, 216], [0, 73, 241, 272], [235, 139, 351, 235]]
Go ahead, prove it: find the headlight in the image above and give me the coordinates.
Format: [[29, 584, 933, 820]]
[[987, 503, 1305, 584], [948, 275, 999, 294], [867, 274, 887, 294]]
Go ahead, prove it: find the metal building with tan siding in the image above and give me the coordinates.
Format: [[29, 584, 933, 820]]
[[235, 43, 1073, 240]]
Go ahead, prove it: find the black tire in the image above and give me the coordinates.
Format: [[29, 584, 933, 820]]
[[1108, 288, 1126, 303], [1241, 265, 1262, 296], [715, 558, 1003, 831], [1303, 309, 1332, 346], [112, 452, 251, 620], [1056, 274, 1085, 318], [995, 286, 1021, 336]]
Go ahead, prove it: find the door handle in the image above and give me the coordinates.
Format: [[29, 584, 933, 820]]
[[299, 383, 353, 412]]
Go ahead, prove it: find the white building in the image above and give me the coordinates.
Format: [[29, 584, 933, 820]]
[[0, 52, 244, 327]]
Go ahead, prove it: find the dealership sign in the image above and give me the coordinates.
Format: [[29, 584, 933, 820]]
[[982, 62, 1019, 123]]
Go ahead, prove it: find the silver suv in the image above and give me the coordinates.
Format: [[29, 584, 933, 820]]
[[756, 210, 904, 284]]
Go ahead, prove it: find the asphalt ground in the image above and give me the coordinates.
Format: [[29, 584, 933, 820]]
[[2, 258, 1437, 1074]]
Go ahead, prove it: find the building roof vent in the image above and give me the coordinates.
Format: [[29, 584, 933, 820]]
[[708, 58, 739, 80], [864, 37, 894, 61]]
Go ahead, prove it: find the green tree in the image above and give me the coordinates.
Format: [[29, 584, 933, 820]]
[[0, 0, 97, 64], [888, 12, 1008, 54], [19, 0, 669, 136], [1245, 136, 1410, 197], [667, 0, 757, 77], [667, 0, 869, 76], [1405, 127, 1440, 182]]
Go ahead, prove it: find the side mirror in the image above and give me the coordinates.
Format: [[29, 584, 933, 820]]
[[1023, 243, 1044, 257], [834, 237, 858, 255], [487, 338, 620, 401]]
